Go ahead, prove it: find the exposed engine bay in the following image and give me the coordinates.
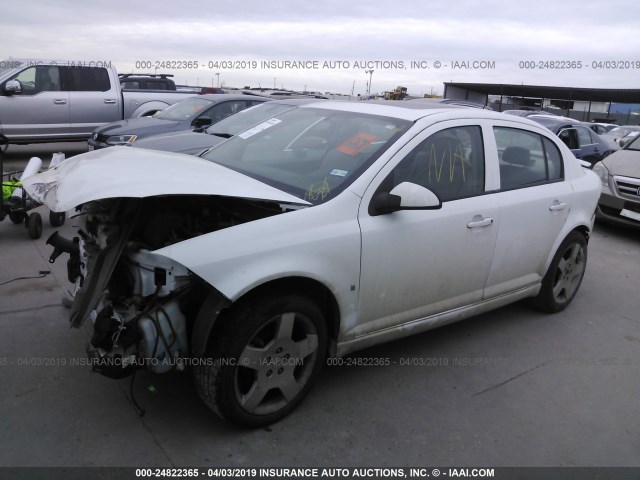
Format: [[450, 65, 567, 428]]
[[49, 195, 288, 379]]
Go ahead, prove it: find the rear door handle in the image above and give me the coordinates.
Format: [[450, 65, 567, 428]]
[[104, 99, 116, 104], [549, 201, 567, 212], [467, 216, 494, 228], [53, 99, 66, 105]]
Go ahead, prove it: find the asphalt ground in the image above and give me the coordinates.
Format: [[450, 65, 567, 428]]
[[0, 143, 639, 469]]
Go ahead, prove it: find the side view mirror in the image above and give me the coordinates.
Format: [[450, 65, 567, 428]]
[[3, 80, 22, 95], [192, 117, 212, 128], [369, 182, 441, 216]]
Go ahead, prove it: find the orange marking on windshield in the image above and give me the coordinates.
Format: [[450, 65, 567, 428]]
[[336, 132, 379, 155]]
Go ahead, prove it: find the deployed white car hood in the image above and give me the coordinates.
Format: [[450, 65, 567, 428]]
[[23, 147, 310, 212]]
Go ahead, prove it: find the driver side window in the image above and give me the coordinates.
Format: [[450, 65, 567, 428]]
[[389, 125, 485, 202], [10, 66, 62, 95]]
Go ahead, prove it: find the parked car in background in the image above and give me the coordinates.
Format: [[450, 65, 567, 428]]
[[588, 122, 619, 135], [88, 94, 269, 149], [527, 114, 616, 166], [593, 133, 640, 228], [132, 98, 322, 155], [0, 60, 198, 145], [601, 125, 640, 148], [26, 103, 600, 427]]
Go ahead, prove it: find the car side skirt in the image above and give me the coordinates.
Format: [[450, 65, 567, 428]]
[[335, 284, 540, 358]]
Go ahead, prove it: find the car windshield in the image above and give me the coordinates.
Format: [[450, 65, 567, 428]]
[[625, 135, 640, 151], [154, 97, 215, 121], [201, 107, 411, 204], [204, 102, 296, 137]]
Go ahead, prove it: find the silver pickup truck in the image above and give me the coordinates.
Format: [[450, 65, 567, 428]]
[[0, 60, 197, 146]]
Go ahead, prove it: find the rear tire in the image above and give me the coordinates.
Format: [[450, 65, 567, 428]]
[[532, 231, 587, 313], [194, 293, 327, 428]]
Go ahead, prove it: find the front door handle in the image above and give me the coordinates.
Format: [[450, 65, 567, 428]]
[[467, 216, 494, 228], [104, 99, 116, 104], [53, 99, 67, 105], [549, 201, 567, 212]]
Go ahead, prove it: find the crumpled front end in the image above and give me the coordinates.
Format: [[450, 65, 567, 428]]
[[51, 194, 287, 378]]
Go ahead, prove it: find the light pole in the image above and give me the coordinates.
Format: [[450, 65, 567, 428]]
[[365, 69, 374, 95], [274, 77, 276, 89], [215, 73, 220, 88]]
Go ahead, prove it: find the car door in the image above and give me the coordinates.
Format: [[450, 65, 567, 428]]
[[557, 127, 581, 158], [575, 126, 603, 164], [0, 65, 70, 140], [355, 122, 499, 337], [484, 124, 571, 298], [67, 66, 120, 135]]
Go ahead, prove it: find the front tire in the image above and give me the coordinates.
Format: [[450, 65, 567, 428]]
[[532, 231, 587, 313], [194, 293, 327, 428]]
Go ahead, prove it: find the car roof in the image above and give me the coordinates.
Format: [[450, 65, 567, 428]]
[[270, 98, 327, 106], [298, 100, 547, 125], [362, 99, 463, 110], [196, 93, 271, 102]]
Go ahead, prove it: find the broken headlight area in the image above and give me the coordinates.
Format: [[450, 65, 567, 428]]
[[48, 194, 287, 379]]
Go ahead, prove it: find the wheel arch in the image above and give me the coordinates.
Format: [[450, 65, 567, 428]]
[[541, 220, 591, 276], [572, 224, 590, 242], [129, 101, 170, 118], [191, 276, 341, 357]]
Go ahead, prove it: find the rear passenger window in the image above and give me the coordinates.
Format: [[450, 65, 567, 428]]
[[67, 67, 111, 92], [389, 125, 485, 202], [121, 81, 140, 89], [494, 127, 564, 190]]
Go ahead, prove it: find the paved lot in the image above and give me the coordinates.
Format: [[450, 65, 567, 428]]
[[1, 144, 639, 468]]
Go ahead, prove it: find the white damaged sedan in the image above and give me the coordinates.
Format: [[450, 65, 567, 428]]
[[24, 101, 601, 427]]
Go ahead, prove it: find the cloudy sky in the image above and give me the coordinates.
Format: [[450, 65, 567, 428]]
[[3, 0, 640, 96]]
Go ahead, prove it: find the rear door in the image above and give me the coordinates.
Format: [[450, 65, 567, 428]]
[[0, 65, 69, 141], [485, 124, 571, 298], [67, 66, 120, 135]]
